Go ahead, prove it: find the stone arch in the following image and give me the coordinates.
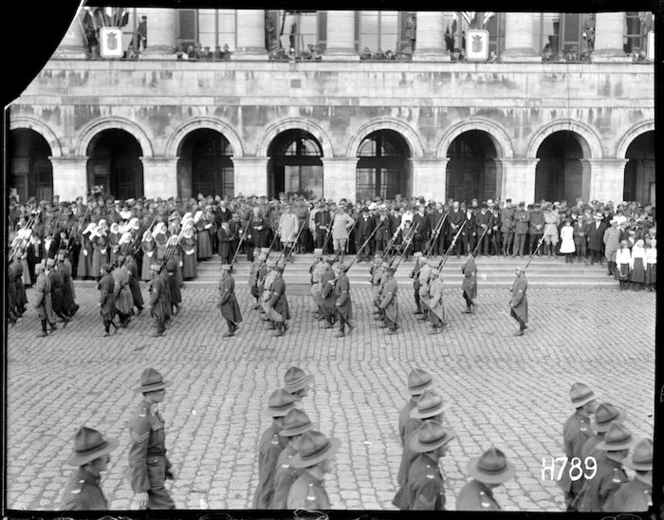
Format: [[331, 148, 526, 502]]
[[526, 119, 604, 159], [435, 118, 514, 159], [346, 117, 425, 159], [75, 116, 154, 157], [257, 117, 334, 158], [615, 120, 655, 159], [166, 116, 245, 158], [9, 116, 63, 157]]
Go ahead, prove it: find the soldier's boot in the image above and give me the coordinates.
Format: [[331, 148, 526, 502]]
[[413, 305, 422, 315], [274, 323, 285, 337], [267, 321, 276, 330]]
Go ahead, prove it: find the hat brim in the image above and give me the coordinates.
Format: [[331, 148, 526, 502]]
[[284, 374, 315, 394], [467, 457, 516, 484], [264, 403, 296, 418], [622, 454, 652, 472], [410, 402, 452, 419], [133, 380, 173, 393], [410, 429, 457, 453], [596, 436, 640, 452], [572, 393, 596, 409], [290, 437, 341, 468], [590, 409, 626, 433], [407, 379, 436, 396], [279, 421, 319, 438], [66, 437, 119, 466]]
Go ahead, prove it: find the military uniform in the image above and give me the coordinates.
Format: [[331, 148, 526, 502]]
[[461, 257, 478, 312], [571, 452, 629, 512], [252, 423, 288, 508], [61, 468, 109, 510], [603, 477, 652, 512], [406, 453, 446, 510], [218, 271, 242, 336], [334, 270, 353, 335], [456, 479, 501, 510], [287, 471, 330, 509], [271, 444, 303, 509], [127, 400, 175, 509], [559, 411, 592, 507], [380, 273, 399, 333], [398, 399, 418, 447], [509, 271, 528, 333], [319, 264, 337, 327]]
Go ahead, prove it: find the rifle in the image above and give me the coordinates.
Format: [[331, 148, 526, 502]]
[[8, 214, 39, 262], [435, 220, 467, 272], [230, 218, 252, 266], [349, 221, 381, 270], [281, 222, 307, 266], [383, 221, 401, 257], [423, 213, 448, 259], [344, 219, 358, 254], [472, 223, 491, 256], [320, 212, 338, 253], [159, 225, 187, 273], [390, 222, 420, 271], [524, 223, 554, 271]]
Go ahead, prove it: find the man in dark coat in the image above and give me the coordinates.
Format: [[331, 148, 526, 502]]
[[314, 202, 332, 251], [461, 252, 478, 314], [57, 251, 78, 317], [355, 207, 376, 261], [98, 264, 119, 337], [62, 427, 118, 510], [218, 264, 242, 337], [33, 261, 53, 337], [411, 205, 429, 253], [427, 203, 446, 256], [460, 204, 476, 255], [332, 262, 353, 337], [148, 264, 168, 337], [217, 221, 234, 265], [269, 265, 290, 337], [509, 265, 528, 336], [319, 256, 337, 329], [474, 203, 492, 256], [587, 213, 607, 265], [165, 258, 182, 316], [47, 257, 71, 326], [374, 207, 393, 254], [125, 254, 144, 315], [447, 201, 464, 257], [379, 265, 399, 334]]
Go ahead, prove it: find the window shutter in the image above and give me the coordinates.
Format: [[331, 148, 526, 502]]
[[179, 9, 198, 48], [317, 11, 327, 50]]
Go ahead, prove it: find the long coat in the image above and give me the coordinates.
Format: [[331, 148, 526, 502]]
[[380, 276, 399, 323], [461, 258, 478, 298], [113, 266, 134, 314], [218, 275, 243, 323], [587, 221, 607, 251], [179, 236, 197, 279], [98, 272, 116, 321], [602, 226, 621, 262], [334, 272, 352, 320], [427, 276, 446, 323], [194, 219, 213, 259], [271, 444, 302, 509], [141, 239, 156, 281], [406, 453, 446, 510], [149, 274, 169, 321], [33, 272, 53, 321], [76, 234, 93, 278], [252, 423, 288, 509], [90, 235, 109, 278], [509, 273, 528, 324], [269, 275, 290, 320], [47, 269, 65, 314], [126, 258, 144, 308], [319, 266, 336, 315]]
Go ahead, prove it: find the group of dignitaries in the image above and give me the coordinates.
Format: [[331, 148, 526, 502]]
[[61, 367, 651, 511]]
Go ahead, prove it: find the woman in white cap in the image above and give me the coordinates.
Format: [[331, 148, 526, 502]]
[[178, 225, 197, 280], [456, 447, 516, 510], [615, 240, 631, 290], [629, 239, 646, 290], [61, 427, 118, 510], [645, 238, 656, 292], [90, 221, 109, 282], [77, 223, 95, 280], [140, 230, 156, 281]]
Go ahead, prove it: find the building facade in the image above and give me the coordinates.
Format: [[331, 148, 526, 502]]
[[8, 9, 655, 205]]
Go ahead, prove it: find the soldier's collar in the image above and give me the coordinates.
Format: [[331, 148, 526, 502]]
[[79, 466, 102, 484]]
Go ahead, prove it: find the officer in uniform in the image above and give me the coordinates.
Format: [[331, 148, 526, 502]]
[[62, 427, 118, 510], [271, 408, 317, 508], [268, 264, 290, 337], [283, 366, 315, 403], [399, 368, 436, 447], [456, 447, 516, 510], [559, 382, 598, 510], [417, 256, 433, 324], [249, 249, 268, 310], [409, 252, 424, 315], [379, 264, 400, 334], [309, 248, 327, 319], [98, 263, 119, 337], [319, 256, 337, 328], [127, 368, 176, 509], [571, 422, 638, 512], [253, 388, 297, 509], [287, 430, 341, 509], [509, 266, 529, 336], [604, 438, 652, 512], [461, 251, 478, 314], [332, 262, 353, 337], [426, 268, 446, 334], [512, 202, 530, 257], [405, 421, 457, 510], [218, 263, 242, 337]]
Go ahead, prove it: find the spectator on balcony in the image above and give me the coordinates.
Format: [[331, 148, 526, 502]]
[[174, 38, 185, 59], [360, 47, 372, 60], [136, 15, 147, 52], [406, 13, 416, 52]]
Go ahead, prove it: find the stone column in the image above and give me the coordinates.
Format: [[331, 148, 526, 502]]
[[142, 8, 177, 59], [502, 13, 539, 61], [232, 157, 269, 197], [593, 12, 631, 62], [323, 11, 359, 61], [52, 10, 88, 59], [501, 158, 540, 203], [411, 158, 448, 200], [50, 157, 88, 201], [233, 10, 267, 60], [586, 158, 629, 203], [321, 158, 357, 203], [141, 157, 178, 198], [413, 12, 449, 61]]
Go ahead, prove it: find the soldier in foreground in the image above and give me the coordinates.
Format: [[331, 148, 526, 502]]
[[604, 438, 653, 512], [399, 368, 436, 447], [62, 427, 118, 510], [127, 368, 176, 509], [283, 366, 315, 403], [456, 447, 516, 510]]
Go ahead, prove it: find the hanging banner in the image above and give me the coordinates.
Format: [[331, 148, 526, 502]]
[[647, 31, 654, 62], [465, 30, 489, 61], [100, 27, 124, 58]]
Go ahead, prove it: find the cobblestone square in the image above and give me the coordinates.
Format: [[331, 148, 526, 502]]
[[6, 283, 655, 511]]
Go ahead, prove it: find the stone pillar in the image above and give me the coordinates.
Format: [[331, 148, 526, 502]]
[[141, 157, 178, 198], [411, 158, 448, 200], [233, 10, 267, 60], [142, 8, 177, 59], [592, 12, 631, 62], [586, 158, 629, 203], [232, 157, 269, 197], [322, 158, 357, 203], [412, 12, 448, 61], [50, 157, 88, 201], [52, 10, 88, 59], [502, 13, 539, 61], [323, 11, 359, 61], [501, 158, 539, 203]]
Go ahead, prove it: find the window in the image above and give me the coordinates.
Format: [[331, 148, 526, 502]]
[[358, 11, 400, 53], [278, 11, 321, 55], [179, 9, 198, 49], [485, 12, 505, 56], [624, 12, 652, 54]]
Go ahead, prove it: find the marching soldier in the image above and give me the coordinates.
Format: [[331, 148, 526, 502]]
[[58, 250, 79, 317], [426, 268, 446, 335], [253, 388, 297, 509], [124, 254, 144, 315], [399, 368, 436, 447], [268, 264, 290, 337], [603, 438, 652, 512], [559, 382, 598, 510], [417, 256, 432, 322], [571, 422, 638, 512], [409, 252, 424, 315], [272, 408, 317, 508], [148, 264, 168, 337], [319, 255, 337, 328], [456, 447, 516, 510], [309, 248, 327, 319], [62, 427, 118, 510], [370, 254, 385, 318], [33, 261, 53, 337], [332, 262, 353, 337], [261, 259, 278, 324], [405, 421, 456, 510], [165, 258, 182, 316], [128, 368, 176, 509], [379, 264, 400, 334], [284, 366, 315, 402], [47, 257, 71, 326], [287, 430, 341, 509], [217, 263, 242, 337], [461, 251, 478, 314], [509, 266, 529, 336], [98, 264, 120, 337]]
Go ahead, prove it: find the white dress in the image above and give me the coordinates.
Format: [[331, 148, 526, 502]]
[[559, 226, 575, 254]]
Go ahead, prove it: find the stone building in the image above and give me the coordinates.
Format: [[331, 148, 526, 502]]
[[8, 9, 655, 205]]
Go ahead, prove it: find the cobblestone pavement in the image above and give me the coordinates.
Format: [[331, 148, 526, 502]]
[[6, 282, 655, 511]]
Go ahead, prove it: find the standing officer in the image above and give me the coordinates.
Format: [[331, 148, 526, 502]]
[[512, 202, 530, 257], [128, 368, 176, 509], [62, 427, 118, 510], [456, 447, 516, 510], [218, 264, 242, 337], [379, 264, 400, 334], [509, 266, 528, 336], [333, 262, 353, 337], [604, 438, 653, 512], [559, 382, 598, 510], [474, 203, 492, 256], [529, 203, 545, 255], [461, 251, 478, 314]]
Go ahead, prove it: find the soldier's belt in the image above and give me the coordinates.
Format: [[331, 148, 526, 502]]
[[147, 449, 166, 456]]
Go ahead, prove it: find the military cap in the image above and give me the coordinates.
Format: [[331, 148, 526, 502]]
[[590, 403, 626, 433], [263, 388, 297, 417], [279, 408, 318, 437], [622, 438, 653, 471], [406, 367, 435, 396], [284, 366, 314, 393], [290, 430, 341, 469], [409, 389, 451, 419], [410, 421, 457, 453], [569, 382, 596, 408], [467, 447, 516, 484], [595, 422, 639, 452], [66, 427, 118, 466], [133, 367, 172, 393]]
